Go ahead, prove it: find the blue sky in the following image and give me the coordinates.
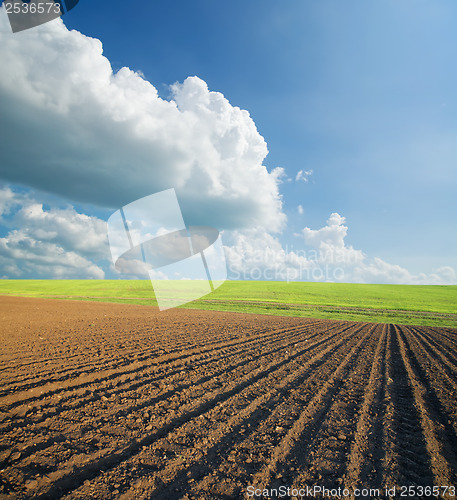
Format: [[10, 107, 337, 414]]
[[0, 0, 456, 283]]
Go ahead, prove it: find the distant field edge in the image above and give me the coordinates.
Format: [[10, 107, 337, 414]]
[[0, 280, 456, 328]]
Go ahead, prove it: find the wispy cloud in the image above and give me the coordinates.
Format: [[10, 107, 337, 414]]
[[295, 169, 313, 182]]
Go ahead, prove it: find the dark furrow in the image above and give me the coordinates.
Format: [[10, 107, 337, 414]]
[[381, 325, 435, 489], [406, 326, 457, 400], [343, 323, 388, 491], [247, 323, 377, 492], [425, 326, 457, 348], [408, 326, 457, 372], [395, 325, 457, 485]]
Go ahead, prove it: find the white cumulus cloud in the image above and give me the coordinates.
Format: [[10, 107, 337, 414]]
[[223, 227, 314, 281], [0, 187, 107, 278], [302, 212, 365, 266], [353, 259, 457, 285], [224, 213, 457, 285], [0, 233, 104, 279]]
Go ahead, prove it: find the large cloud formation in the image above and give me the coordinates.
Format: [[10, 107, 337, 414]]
[[0, 8, 284, 231], [0, 9, 455, 285]]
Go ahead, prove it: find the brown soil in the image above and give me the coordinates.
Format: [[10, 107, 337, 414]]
[[0, 296, 456, 500]]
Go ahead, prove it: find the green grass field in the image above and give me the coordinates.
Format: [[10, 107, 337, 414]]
[[0, 280, 456, 328]]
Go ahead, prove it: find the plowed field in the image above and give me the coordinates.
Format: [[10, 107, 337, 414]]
[[0, 297, 456, 499]]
